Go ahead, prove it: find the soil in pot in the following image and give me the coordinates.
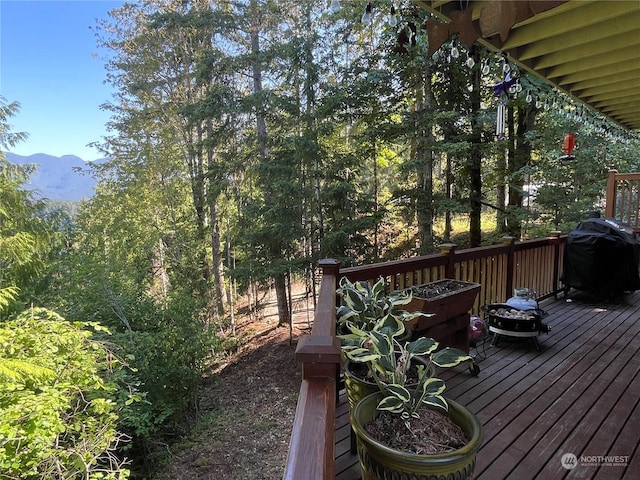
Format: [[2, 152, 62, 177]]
[[412, 279, 475, 298], [364, 409, 468, 455]]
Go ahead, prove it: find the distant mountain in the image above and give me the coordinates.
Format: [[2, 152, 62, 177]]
[[5, 153, 102, 201]]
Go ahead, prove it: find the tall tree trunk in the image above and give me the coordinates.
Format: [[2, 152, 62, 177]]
[[468, 46, 483, 247], [444, 152, 452, 240], [249, 0, 289, 326], [275, 272, 291, 327], [416, 62, 435, 253], [496, 148, 507, 232], [506, 104, 537, 238]]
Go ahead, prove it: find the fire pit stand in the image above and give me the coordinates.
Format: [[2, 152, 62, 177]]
[[481, 303, 549, 351]]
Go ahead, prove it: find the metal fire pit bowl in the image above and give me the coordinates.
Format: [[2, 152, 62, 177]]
[[481, 303, 549, 351]]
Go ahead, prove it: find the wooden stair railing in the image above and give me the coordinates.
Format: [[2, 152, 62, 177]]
[[283, 259, 341, 480]]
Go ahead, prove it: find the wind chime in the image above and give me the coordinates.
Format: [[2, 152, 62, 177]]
[[492, 71, 516, 140]]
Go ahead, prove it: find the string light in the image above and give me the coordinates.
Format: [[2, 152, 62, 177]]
[[361, 2, 373, 25], [387, 4, 397, 27], [466, 56, 475, 68]]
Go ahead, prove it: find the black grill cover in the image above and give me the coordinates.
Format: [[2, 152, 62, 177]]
[[562, 217, 640, 292]]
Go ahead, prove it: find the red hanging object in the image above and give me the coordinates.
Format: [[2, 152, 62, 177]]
[[560, 132, 575, 160], [563, 133, 575, 155]]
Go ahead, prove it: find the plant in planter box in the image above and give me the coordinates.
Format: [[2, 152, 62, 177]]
[[336, 276, 421, 336], [344, 319, 484, 480]]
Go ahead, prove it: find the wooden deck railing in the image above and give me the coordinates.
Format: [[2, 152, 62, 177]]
[[605, 169, 640, 231], [283, 233, 567, 480], [341, 233, 566, 308], [283, 259, 341, 480]]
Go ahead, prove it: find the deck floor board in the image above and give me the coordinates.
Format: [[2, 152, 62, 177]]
[[335, 290, 640, 480]]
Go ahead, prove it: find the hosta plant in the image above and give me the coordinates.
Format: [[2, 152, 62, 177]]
[[342, 315, 471, 429], [336, 276, 424, 335]]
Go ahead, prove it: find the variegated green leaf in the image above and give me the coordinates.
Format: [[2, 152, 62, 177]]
[[374, 316, 405, 340], [344, 322, 369, 337], [370, 330, 392, 354], [345, 348, 380, 363], [342, 287, 365, 312], [377, 356, 395, 372], [431, 347, 472, 367], [377, 395, 405, 413], [421, 377, 446, 396], [388, 291, 413, 307], [422, 394, 448, 412], [385, 384, 411, 402], [406, 337, 438, 356], [371, 277, 386, 298], [336, 306, 360, 322]]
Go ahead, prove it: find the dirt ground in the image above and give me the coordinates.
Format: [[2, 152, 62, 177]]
[[152, 286, 315, 480]]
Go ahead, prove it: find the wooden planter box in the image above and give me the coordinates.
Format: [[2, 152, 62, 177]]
[[401, 279, 481, 352]]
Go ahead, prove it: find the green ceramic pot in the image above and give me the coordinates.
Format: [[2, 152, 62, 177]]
[[352, 392, 483, 480]]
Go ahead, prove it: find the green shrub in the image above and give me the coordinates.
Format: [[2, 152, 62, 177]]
[[0, 308, 134, 479]]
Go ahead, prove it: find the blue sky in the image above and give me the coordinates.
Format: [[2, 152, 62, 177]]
[[1, 0, 123, 161]]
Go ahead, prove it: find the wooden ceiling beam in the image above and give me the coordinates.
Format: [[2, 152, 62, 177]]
[[546, 44, 640, 79], [567, 70, 639, 92], [578, 80, 640, 100], [517, 13, 640, 61], [557, 61, 640, 86], [500, 1, 631, 49], [533, 32, 640, 70]]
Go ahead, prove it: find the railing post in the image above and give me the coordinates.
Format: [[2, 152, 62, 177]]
[[605, 169, 618, 218], [439, 243, 457, 279], [296, 259, 341, 378], [549, 231, 562, 299], [502, 236, 516, 299]]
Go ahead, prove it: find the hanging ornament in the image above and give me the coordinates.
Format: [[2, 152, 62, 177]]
[[329, 0, 341, 13], [496, 97, 507, 140], [466, 56, 475, 68], [526, 90, 532, 103], [493, 72, 516, 140], [560, 133, 576, 160], [394, 22, 416, 54]]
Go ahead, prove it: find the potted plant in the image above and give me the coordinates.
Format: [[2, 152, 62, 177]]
[[337, 276, 430, 453], [343, 318, 483, 479], [337, 276, 429, 398]]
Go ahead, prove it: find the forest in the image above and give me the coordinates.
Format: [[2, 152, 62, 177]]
[[2, 0, 640, 478]]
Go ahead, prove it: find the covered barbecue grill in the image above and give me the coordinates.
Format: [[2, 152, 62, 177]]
[[562, 217, 640, 294]]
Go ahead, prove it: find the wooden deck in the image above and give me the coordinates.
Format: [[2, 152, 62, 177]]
[[335, 289, 640, 479]]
